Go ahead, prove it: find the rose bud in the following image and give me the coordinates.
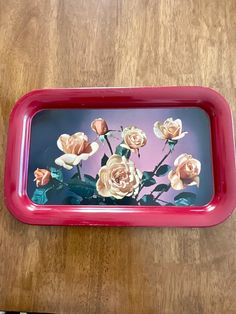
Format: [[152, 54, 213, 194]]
[[91, 118, 109, 136], [34, 168, 51, 187]]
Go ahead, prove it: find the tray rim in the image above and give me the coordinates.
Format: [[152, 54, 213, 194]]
[[4, 86, 236, 227]]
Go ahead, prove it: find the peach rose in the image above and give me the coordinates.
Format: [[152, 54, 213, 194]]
[[168, 154, 201, 190], [34, 168, 51, 187], [153, 118, 188, 140], [91, 118, 109, 135], [96, 154, 142, 199], [121, 126, 147, 152], [55, 132, 99, 170]]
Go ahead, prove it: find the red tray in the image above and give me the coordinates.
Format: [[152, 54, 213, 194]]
[[4, 87, 236, 226]]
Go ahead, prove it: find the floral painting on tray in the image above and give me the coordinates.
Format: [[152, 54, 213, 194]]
[[28, 108, 214, 206]]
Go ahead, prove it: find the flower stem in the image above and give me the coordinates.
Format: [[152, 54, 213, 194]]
[[45, 186, 54, 193], [53, 178, 68, 187], [136, 149, 172, 198], [153, 149, 172, 174], [105, 134, 113, 155], [76, 164, 82, 180], [153, 184, 171, 201], [135, 185, 144, 200]]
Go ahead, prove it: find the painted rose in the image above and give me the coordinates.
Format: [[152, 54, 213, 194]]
[[168, 154, 201, 190], [34, 168, 51, 187], [153, 118, 188, 140], [96, 154, 142, 199], [91, 118, 109, 136], [121, 126, 147, 152], [55, 132, 99, 170]]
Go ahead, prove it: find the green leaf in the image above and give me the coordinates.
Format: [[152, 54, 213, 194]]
[[155, 164, 171, 177], [101, 153, 109, 166], [140, 194, 154, 205], [68, 178, 96, 198], [153, 183, 170, 192], [84, 174, 97, 187], [142, 171, 154, 180], [50, 167, 63, 182], [175, 198, 190, 206], [141, 171, 155, 186], [65, 196, 82, 205], [102, 197, 117, 205], [167, 139, 178, 151], [115, 197, 138, 205], [55, 183, 64, 190], [174, 192, 196, 206], [139, 194, 161, 205], [165, 202, 174, 206], [31, 188, 48, 204], [80, 197, 101, 205], [142, 178, 156, 187], [115, 144, 131, 159], [71, 173, 79, 179]]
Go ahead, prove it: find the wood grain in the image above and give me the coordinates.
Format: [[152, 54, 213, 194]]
[[0, 0, 236, 313]]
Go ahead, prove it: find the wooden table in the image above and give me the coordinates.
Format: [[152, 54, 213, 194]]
[[0, 0, 236, 313]]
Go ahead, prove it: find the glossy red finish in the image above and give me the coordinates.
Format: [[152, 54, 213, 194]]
[[4, 87, 236, 227]]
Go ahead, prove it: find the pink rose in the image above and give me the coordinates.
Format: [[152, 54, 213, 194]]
[[34, 168, 51, 187], [168, 154, 201, 190], [154, 118, 188, 140], [121, 126, 147, 153], [55, 132, 99, 170]]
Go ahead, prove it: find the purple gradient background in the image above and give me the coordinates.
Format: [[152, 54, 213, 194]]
[[28, 108, 214, 205]]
